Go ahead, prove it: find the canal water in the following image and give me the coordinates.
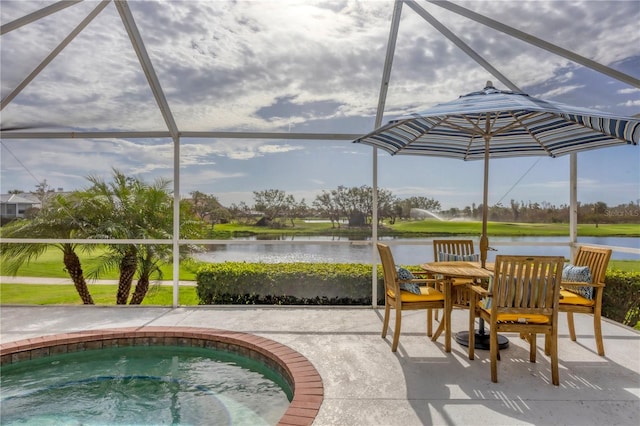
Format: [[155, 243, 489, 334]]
[[193, 236, 639, 265]]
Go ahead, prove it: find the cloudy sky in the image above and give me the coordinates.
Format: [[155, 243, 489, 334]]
[[1, 0, 639, 210]]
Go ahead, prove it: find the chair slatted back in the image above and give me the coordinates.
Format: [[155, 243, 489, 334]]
[[433, 239, 475, 260], [492, 255, 564, 316], [573, 246, 612, 285], [377, 243, 400, 295]]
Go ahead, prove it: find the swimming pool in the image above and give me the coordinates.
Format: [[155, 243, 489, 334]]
[[0, 327, 323, 425], [2, 345, 291, 424]]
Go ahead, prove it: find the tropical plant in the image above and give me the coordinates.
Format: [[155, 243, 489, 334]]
[[83, 169, 203, 304], [0, 193, 95, 304], [83, 170, 161, 303], [82, 170, 143, 304], [129, 245, 164, 304]]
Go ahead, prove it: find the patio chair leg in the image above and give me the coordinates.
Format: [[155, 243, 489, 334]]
[[468, 310, 476, 360], [392, 308, 402, 352], [594, 311, 605, 356], [567, 312, 577, 341], [431, 312, 445, 341], [427, 309, 433, 337], [544, 334, 551, 356], [550, 332, 559, 386], [490, 329, 498, 383], [467, 292, 477, 360], [382, 303, 390, 338], [529, 333, 537, 363]]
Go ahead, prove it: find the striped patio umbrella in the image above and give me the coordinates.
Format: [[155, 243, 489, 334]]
[[354, 81, 639, 266]]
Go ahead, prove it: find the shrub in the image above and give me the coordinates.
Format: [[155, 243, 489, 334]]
[[196, 262, 640, 328], [602, 269, 640, 327], [196, 262, 384, 305]]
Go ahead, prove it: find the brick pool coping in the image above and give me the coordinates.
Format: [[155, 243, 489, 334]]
[[0, 326, 323, 426]]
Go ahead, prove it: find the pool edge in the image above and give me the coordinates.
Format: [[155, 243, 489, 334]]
[[0, 326, 323, 426]]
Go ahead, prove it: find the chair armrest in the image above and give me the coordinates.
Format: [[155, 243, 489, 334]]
[[400, 278, 442, 285], [399, 276, 445, 290], [561, 280, 605, 288], [468, 284, 489, 297]]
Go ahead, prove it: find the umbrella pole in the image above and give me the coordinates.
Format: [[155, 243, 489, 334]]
[[480, 134, 490, 268]]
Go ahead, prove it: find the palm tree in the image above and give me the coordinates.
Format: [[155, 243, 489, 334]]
[[129, 245, 165, 305], [2, 169, 203, 306], [82, 170, 142, 304], [0, 193, 95, 304], [85, 169, 202, 304], [128, 183, 204, 304], [127, 177, 173, 305], [84, 170, 172, 304]]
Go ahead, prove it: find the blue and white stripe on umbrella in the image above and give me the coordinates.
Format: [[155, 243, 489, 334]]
[[354, 81, 639, 266], [355, 83, 639, 160]]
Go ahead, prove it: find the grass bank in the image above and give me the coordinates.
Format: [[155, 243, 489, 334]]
[[387, 221, 640, 237], [210, 220, 640, 238], [0, 248, 200, 281], [0, 284, 199, 305]]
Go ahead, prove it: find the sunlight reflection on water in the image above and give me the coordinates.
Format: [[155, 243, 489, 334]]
[[193, 236, 639, 264]]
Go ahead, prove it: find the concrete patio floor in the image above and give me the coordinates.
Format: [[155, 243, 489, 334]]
[[1, 305, 638, 425]]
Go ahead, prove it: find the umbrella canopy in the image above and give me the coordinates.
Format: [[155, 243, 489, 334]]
[[354, 81, 639, 266]]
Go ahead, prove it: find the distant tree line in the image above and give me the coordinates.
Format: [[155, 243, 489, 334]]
[[441, 200, 640, 225], [220, 186, 441, 228], [6, 181, 639, 232], [197, 186, 638, 227]]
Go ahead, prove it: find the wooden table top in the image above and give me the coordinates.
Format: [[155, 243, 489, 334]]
[[420, 261, 494, 279]]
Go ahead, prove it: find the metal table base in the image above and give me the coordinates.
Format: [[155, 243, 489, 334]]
[[455, 330, 509, 350], [455, 318, 509, 350]]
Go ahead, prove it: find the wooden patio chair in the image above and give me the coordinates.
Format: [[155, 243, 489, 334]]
[[559, 245, 612, 356], [433, 239, 477, 262], [377, 243, 447, 352], [432, 240, 480, 315], [467, 255, 564, 385]]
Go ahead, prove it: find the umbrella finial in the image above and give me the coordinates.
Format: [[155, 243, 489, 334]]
[[485, 80, 494, 89]]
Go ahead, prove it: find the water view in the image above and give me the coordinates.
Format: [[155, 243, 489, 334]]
[[193, 236, 640, 265]]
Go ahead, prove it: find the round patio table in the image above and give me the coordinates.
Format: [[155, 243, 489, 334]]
[[420, 261, 509, 350]]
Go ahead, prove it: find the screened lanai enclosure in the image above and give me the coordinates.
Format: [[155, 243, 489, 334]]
[[1, 0, 639, 306]]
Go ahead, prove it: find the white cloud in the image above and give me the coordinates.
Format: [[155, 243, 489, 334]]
[[3, 0, 638, 132], [1, 1, 638, 208], [620, 100, 640, 107], [555, 71, 575, 84], [534, 85, 585, 99]]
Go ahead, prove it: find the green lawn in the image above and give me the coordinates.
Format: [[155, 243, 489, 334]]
[[0, 284, 199, 305], [388, 220, 640, 237], [212, 220, 640, 237], [609, 260, 640, 273], [0, 247, 200, 280]]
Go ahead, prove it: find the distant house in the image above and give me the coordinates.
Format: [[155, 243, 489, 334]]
[[0, 193, 41, 220]]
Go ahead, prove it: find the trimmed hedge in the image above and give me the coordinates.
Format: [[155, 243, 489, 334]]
[[602, 269, 640, 327], [196, 262, 640, 328], [196, 262, 384, 305]]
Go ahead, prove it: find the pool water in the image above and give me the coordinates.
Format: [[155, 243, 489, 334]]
[[0, 345, 292, 425]]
